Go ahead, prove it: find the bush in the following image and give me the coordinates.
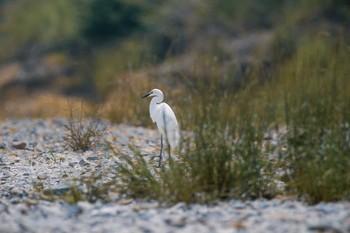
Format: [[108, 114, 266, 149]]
[[276, 34, 350, 202]]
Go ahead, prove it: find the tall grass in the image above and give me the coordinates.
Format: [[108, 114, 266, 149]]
[[105, 73, 158, 126], [276, 34, 350, 202], [117, 62, 277, 204], [117, 34, 350, 204]]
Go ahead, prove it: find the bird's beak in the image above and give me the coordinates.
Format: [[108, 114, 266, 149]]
[[141, 91, 152, 98]]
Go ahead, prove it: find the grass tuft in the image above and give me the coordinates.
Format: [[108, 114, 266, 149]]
[[277, 35, 350, 203], [64, 102, 104, 151]]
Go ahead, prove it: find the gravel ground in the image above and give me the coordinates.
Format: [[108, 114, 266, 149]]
[[0, 119, 349, 233]]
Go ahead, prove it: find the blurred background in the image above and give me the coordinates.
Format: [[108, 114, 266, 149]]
[[0, 0, 349, 125]]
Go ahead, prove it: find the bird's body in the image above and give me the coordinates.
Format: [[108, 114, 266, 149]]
[[142, 89, 180, 166], [149, 100, 180, 149]]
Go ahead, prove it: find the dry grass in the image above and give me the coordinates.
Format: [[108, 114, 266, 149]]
[[104, 72, 162, 126], [63, 102, 104, 151], [0, 93, 91, 119]]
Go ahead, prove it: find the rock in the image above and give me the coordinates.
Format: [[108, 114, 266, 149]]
[[12, 142, 27, 149], [10, 187, 22, 195], [37, 174, 48, 180], [24, 199, 38, 206], [87, 156, 99, 161], [308, 225, 343, 233], [165, 215, 187, 227], [90, 205, 119, 217], [0, 144, 5, 149], [79, 159, 87, 166], [13, 158, 21, 163], [66, 205, 83, 218], [44, 185, 71, 195], [118, 199, 133, 205]]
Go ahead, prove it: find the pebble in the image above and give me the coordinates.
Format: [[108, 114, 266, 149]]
[[10, 187, 22, 195], [44, 185, 71, 196], [37, 174, 48, 180], [12, 142, 26, 149], [79, 159, 88, 166], [0, 119, 348, 233], [165, 215, 187, 227], [118, 199, 133, 205]]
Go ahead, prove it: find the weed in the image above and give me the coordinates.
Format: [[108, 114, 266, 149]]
[[117, 126, 275, 204], [64, 102, 104, 151], [276, 35, 350, 203]]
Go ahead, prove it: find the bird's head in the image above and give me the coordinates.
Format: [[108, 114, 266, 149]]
[[141, 89, 163, 99]]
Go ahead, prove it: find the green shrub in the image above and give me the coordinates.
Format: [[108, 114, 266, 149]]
[[276, 34, 350, 202], [118, 128, 274, 204]]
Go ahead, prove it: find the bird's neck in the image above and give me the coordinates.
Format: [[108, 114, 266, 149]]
[[149, 97, 163, 122], [150, 97, 162, 113], [151, 96, 163, 105]]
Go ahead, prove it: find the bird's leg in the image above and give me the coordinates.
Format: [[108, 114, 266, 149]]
[[157, 134, 163, 167], [168, 144, 173, 167]]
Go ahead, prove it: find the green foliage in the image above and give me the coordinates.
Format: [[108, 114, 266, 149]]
[[210, 0, 285, 27], [1, 0, 144, 53], [275, 35, 350, 202], [3, 0, 83, 47], [118, 132, 273, 204], [82, 0, 143, 41]]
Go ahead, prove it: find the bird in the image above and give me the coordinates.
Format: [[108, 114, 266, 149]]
[[141, 88, 180, 167]]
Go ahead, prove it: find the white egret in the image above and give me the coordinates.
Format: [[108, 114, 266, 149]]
[[141, 88, 180, 167]]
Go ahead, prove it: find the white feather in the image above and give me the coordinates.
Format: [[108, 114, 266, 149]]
[[145, 89, 180, 148]]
